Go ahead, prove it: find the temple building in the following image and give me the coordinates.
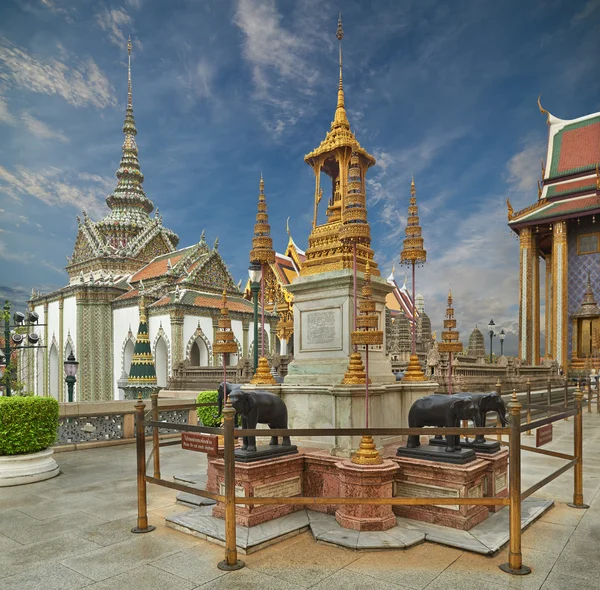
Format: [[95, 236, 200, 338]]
[[25, 41, 268, 401], [508, 102, 600, 371]]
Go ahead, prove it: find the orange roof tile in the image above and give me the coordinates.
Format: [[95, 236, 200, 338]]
[[131, 253, 185, 282], [115, 289, 140, 301]]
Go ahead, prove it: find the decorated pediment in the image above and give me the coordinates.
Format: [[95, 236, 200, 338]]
[[182, 250, 238, 293]]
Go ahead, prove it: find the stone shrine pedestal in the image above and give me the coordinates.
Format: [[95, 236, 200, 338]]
[[390, 455, 489, 531], [335, 459, 399, 531], [476, 448, 509, 512], [209, 454, 304, 527]]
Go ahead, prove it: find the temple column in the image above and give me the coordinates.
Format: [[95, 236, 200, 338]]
[[170, 309, 184, 367], [532, 237, 540, 365], [545, 253, 552, 358], [518, 227, 534, 364], [552, 221, 568, 370], [58, 297, 64, 402]]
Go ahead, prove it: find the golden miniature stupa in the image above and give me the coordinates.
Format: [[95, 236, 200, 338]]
[[301, 15, 378, 277]]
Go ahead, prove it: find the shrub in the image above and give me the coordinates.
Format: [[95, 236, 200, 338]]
[[0, 396, 59, 455], [196, 390, 220, 427]]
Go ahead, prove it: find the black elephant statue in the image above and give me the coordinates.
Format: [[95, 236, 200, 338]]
[[453, 392, 507, 443], [228, 388, 290, 452], [407, 394, 481, 452], [217, 382, 242, 427]]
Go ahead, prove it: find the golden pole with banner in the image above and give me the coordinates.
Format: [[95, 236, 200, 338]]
[[567, 386, 589, 509]]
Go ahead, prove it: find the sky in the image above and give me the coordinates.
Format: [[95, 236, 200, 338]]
[[0, 0, 599, 357]]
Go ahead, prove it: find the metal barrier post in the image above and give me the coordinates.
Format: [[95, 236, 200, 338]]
[[217, 402, 244, 571], [132, 396, 155, 534], [151, 392, 161, 479], [525, 379, 532, 435], [500, 390, 531, 575], [587, 378, 592, 414], [568, 386, 589, 510], [547, 377, 552, 408], [597, 377, 600, 413], [496, 379, 502, 442], [564, 379, 569, 420]]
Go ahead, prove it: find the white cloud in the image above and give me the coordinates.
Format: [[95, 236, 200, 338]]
[[505, 137, 545, 204], [0, 40, 116, 109], [0, 165, 109, 217], [0, 95, 14, 125], [95, 6, 132, 48], [571, 0, 600, 25], [176, 56, 215, 103], [20, 111, 68, 142]]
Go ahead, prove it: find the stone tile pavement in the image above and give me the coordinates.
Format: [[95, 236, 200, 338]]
[[0, 411, 599, 589]]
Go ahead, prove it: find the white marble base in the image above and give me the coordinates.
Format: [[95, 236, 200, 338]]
[[0, 448, 60, 487]]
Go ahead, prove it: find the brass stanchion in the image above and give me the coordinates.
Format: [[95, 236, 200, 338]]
[[496, 379, 502, 442], [132, 395, 155, 533], [500, 390, 531, 575], [546, 377, 552, 408], [567, 386, 589, 509], [151, 392, 161, 479], [587, 378, 592, 414], [597, 377, 599, 414], [525, 379, 532, 435], [217, 401, 245, 571]]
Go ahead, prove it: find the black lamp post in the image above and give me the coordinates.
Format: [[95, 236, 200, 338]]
[[64, 352, 79, 402], [499, 328, 505, 357], [0, 348, 5, 395], [248, 261, 262, 372], [2, 302, 42, 396], [487, 319, 496, 364]]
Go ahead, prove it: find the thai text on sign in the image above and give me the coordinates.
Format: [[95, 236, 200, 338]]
[[181, 432, 218, 456], [536, 424, 553, 448]]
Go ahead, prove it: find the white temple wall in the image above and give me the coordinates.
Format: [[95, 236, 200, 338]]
[[112, 305, 140, 400], [47, 300, 59, 348], [62, 297, 77, 352], [149, 314, 171, 386]]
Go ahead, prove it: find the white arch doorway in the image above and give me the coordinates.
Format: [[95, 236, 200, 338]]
[[49, 344, 59, 399], [155, 336, 168, 388], [190, 337, 209, 366]]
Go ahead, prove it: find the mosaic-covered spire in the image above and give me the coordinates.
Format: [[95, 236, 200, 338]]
[[126, 297, 158, 398], [105, 38, 154, 219], [249, 174, 275, 265], [400, 176, 427, 266]]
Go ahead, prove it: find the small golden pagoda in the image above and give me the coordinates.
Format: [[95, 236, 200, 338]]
[[301, 15, 378, 277], [438, 290, 463, 355], [401, 177, 427, 382], [213, 289, 239, 360], [249, 175, 277, 385]]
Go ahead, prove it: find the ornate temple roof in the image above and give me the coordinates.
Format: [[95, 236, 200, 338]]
[[508, 103, 600, 229], [67, 39, 178, 279], [385, 266, 418, 322], [152, 289, 254, 314]]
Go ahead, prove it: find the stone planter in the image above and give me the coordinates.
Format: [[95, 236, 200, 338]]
[[0, 448, 60, 487]]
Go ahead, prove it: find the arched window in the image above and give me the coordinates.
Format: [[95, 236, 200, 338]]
[[155, 336, 168, 388], [190, 338, 209, 366], [49, 344, 59, 399]]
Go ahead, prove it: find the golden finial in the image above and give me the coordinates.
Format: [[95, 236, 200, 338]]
[[391, 262, 395, 275], [286, 216, 291, 238], [410, 174, 416, 196], [537, 179, 542, 198], [506, 197, 514, 220], [333, 14, 348, 127], [512, 388, 518, 402], [541, 158, 546, 179], [139, 295, 147, 323], [537, 94, 549, 124]]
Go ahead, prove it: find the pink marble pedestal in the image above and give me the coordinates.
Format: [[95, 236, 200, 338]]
[[390, 456, 489, 531], [334, 459, 399, 532], [476, 449, 509, 512], [210, 454, 305, 527]]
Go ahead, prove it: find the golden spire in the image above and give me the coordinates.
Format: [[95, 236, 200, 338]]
[[400, 176, 427, 266], [333, 14, 349, 128], [127, 36, 133, 110], [213, 289, 238, 357], [249, 174, 275, 265], [439, 288, 463, 354]]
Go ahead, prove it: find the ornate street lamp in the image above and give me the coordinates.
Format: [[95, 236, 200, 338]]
[[487, 319, 496, 364], [64, 352, 79, 402], [248, 261, 262, 372], [499, 329, 506, 357]]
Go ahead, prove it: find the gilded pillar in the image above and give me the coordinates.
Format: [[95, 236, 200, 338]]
[[518, 228, 534, 364], [545, 253, 552, 358], [43, 301, 49, 397], [532, 237, 540, 365], [552, 221, 568, 369], [58, 297, 64, 402], [170, 309, 184, 367]]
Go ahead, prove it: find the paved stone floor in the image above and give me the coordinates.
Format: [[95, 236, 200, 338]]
[[1, 411, 599, 589]]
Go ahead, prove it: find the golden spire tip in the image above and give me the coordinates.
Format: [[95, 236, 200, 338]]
[[128, 36, 132, 54]]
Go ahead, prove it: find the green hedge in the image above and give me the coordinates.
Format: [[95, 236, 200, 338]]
[[196, 390, 220, 427], [0, 396, 59, 455]]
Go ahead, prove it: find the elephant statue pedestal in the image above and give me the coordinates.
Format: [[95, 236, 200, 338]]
[[428, 436, 501, 454], [234, 444, 298, 463], [390, 455, 490, 530], [396, 444, 476, 465]]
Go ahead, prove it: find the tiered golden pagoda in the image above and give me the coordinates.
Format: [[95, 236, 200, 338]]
[[249, 175, 277, 386], [301, 15, 378, 278], [438, 290, 463, 395], [213, 289, 239, 360], [341, 151, 371, 385], [350, 262, 383, 465], [401, 176, 427, 382]]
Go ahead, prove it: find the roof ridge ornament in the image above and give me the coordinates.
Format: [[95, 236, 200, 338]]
[[537, 94, 550, 125]]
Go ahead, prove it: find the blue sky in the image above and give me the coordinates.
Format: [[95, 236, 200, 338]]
[[0, 0, 599, 356]]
